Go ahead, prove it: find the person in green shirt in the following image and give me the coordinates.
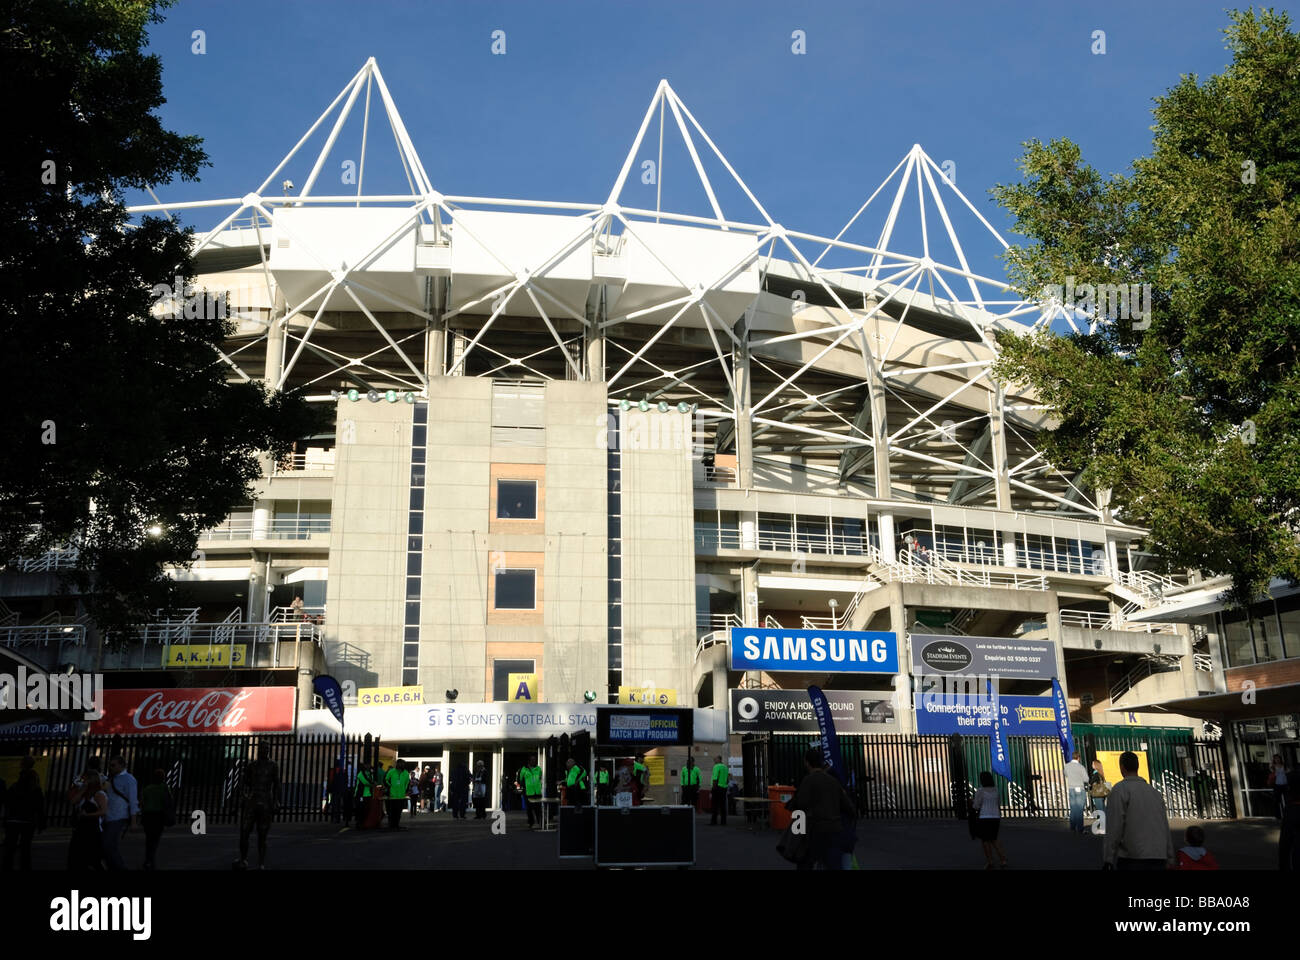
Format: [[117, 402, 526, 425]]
[[680, 756, 701, 811], [710, 755, 729, 825], [596, 766, 612, 806], [385, 760, 411, 831], [519, 760, 544, 828], [632, 755, 648, 804], [564, 758, 588, 808]]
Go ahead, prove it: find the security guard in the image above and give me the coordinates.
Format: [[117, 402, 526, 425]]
[[596, 765, 612, 806], [564, 758, 588, 807], [519, 760, 544, 828], [710, 754, 729, 825], [384, 760, 410, 831], [632, 754, 648, 804], [680, 755, 701, 810]]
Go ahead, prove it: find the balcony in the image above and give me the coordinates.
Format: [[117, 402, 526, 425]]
[[199, 517, 331, 542], [270, 447, 336, 475], [694, 521, 872, 558]]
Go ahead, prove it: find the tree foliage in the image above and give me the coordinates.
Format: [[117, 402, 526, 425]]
[[0, 0, 324, 632], [991, 9, 1300, 606]]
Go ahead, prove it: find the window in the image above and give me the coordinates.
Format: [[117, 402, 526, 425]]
[[1221, 613, 1254, 667], [1251, 604, 1285, 663], [493, 569, 536, 610], [1279, 603, 1300, 660], [496, 480, 538, 520], [492, 659, 536, 701]]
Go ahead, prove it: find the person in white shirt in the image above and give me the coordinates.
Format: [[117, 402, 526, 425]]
[[971, 771, 1008, 869], [101, 754, 139, 871], [1064, 751, 1089, 835]]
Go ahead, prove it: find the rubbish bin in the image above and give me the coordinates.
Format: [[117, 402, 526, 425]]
[[769, 785, 795, 831]]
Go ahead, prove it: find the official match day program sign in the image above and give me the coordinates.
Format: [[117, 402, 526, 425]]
[[90, 687, 297, 735], [728, 627, 899, 674], [596, 706, 693, 746], [729, 689, 896, 734], [910, 634, 1055, 681]]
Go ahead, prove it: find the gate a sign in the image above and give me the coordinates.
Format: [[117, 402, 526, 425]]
[[508, 673, 538, 702]]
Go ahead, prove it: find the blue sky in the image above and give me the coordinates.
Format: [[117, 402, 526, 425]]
[[137, 0, 1299, 282]]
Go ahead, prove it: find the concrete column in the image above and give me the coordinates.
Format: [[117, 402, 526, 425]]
[[741, 562, 760, 690], [988, 386, 1012, 510], [1105, 540, 1121, 579], [264, 291, 286, 390], [252, 501, 271, 540], [1002, 535, 1018, 568], [888, 584, 914, 734], [1177, 624, 1200, 699], [878, 513, 896, 562], [1045, 591, 1067, 689], [734, 311, 754, 489], [740, 513, 757, 551]]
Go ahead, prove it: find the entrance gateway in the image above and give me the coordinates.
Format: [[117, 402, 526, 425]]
[[297, 701, 726, 812]]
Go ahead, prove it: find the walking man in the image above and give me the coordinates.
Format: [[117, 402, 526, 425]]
[[520, 758, 544, 828], [680, 755, 701, 810], [235, 744, 279, 870], [1064, 750, 1089, 835], [102, 754, 138, 871], [710, 755, 729, 826], [1102, 751, 1175, 870]]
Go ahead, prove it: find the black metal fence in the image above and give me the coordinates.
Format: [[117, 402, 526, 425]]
[[754, 732, 1233, 820], [0, 733, 379, 826]]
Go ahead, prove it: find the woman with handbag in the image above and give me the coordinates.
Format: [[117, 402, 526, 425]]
[[1088, 759, 1111, 820], [67, 769, 108, 871], [971, 771, 1008, 869]]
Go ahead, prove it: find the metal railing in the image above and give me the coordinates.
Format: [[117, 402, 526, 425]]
[[0, 623, 87, 647], [271, 448, 336, 474], [692, 523, 871, 557], [701, 464, 736, 484], [1109, 655, 1183, 704], [98, 621, 321, 671], [270, 604, 326, 624], [696, 612, 741, 632], [16, 547, 81, 572], [1058, 608, 1180, 635], [200, 517, 331, 541]]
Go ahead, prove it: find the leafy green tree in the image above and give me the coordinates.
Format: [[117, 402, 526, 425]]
[[991, 9, 1300, 606], [0, 0, 323, 632]]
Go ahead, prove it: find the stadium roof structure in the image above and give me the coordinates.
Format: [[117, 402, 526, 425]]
[[128, 58, 1118, 520]]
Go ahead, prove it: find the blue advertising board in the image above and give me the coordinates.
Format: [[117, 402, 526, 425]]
[[914, 693, 1060, 736], [729, 627, 899, 674]]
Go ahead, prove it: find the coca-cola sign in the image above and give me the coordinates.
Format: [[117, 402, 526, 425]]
[[91, 687, 296, 735]]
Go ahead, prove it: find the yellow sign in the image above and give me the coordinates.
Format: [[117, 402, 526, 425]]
[[1014, 704, 1056, 723], [0, 755, 52, 792], [164, 645, 246, 667], [617, 686, 677, 706], [357, 686, 423, 707], [508, 673, 539, 702], [1097, 750, 1150, 785], [645, 756, 665, 786]]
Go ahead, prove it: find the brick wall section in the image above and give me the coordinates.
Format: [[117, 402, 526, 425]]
[[1226, 658, 1300, 691]]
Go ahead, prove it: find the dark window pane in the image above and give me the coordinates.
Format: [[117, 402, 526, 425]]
[[403, 647, 419, 668], [496, 480, 538, 520], [411, 446, 426, 465], [408, 536, 422, 552], [409, 513, 423, 535], [413, 425, 427, 447], [406, 576, 421, 600], [409, 488, 425, 511], [413, 403, 428, 426], [405, 601, 421, 625], [404, 626, 420, 644], [411, 463, 425, 487], [492, 658, 536, 701], [493, 569, 536, 610], [402, 668, 419, 686], [407, 553, 422, 576]]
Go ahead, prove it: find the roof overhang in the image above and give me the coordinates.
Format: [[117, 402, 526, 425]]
[[1106, 682, 1300, 721]]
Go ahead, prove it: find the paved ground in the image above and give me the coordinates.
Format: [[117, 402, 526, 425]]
[[11, 809, 1287, 870]]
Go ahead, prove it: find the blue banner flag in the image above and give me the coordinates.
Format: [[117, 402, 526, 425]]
[[313, 675, 346, 727], [986, 678, 1013, 782], [807, 685, 845, 784], [1050, 677, 1074, 764]]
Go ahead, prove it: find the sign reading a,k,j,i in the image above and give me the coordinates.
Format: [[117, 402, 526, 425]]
[[728, 627, 898, 674]]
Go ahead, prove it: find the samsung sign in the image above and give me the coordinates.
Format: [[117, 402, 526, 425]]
[[729, 627, 899, 674]]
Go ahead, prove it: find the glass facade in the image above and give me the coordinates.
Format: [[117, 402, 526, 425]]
[[1218, 596, 1300, 666]]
